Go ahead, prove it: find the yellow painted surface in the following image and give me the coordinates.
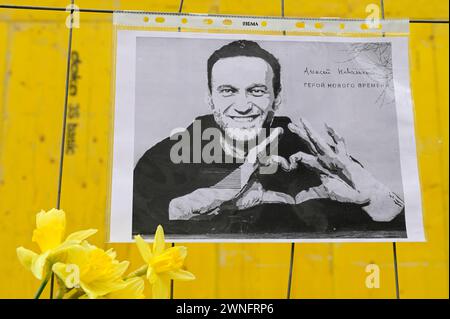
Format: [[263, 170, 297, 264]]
[[0, 1, 448, 298], [384, 0, 449, 20]]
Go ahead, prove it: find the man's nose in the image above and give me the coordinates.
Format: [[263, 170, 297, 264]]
[[233, 93, 253, 114]]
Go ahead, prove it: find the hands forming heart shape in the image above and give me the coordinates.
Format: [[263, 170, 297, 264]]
[[169, 119, 404, 222]]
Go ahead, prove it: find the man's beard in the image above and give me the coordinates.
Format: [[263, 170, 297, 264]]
[[213, 110, 275, 143], [213, 109, 275, 160]]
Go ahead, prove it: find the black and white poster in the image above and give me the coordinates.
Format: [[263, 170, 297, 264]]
[[110, 31, 424, 242]]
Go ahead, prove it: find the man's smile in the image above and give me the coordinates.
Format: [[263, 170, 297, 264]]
[[227, 114, 260, 122]]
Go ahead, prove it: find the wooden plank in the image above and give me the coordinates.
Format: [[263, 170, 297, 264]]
[[395, 24, 449, 298], [0, 1, 67, 22], [0, 14, 69, 298], [384, 0, 449, 20]]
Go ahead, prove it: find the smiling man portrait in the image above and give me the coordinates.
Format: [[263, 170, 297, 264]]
[[132, 39, 406, 238]]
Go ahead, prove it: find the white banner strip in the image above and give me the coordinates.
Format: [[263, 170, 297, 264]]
[[113, 12, 409, 34]]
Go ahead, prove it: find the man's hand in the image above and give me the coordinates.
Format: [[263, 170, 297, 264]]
[[168, 187, 239, 220], [287, 118, 404, 222], [233, 180, 295, 210], [169, 127, 286, 220]]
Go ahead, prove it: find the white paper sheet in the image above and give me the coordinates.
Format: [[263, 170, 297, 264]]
[[109, 30, 424, 243]]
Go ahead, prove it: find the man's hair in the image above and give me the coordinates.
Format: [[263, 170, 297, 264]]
[[207, 40, 281, 97]]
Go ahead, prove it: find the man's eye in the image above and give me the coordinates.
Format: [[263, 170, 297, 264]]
[[249, 88, 267, 96], [219, 88, 236, 96]]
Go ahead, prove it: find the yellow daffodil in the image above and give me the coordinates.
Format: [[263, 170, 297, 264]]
[[134, 225, 195, 299], [16, 209, 97, 281], [52, 242, 130, 299]]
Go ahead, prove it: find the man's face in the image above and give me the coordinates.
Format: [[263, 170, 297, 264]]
[[209, 56, 280, 141]]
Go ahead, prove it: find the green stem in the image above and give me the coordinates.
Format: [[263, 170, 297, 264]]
[[50, 273, 54, 299], [56, 287, 69, 299], [65, 289, 85, 299], [55, 276, 68, 299], [34, 273, 51, 299]]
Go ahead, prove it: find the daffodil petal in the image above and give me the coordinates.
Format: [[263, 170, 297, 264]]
[[53, 262, 86, 290], [54, 244, 89, 267], [134, 235, 153, 263], [124, 277, 145, 295], [49, 242, 82, 263], [81, 279, 128, 299], [152, 276, 170, 299], [106, 277, 145, 299], [17, 247, 38, 272], [79, 241, 97, 251], [105, 248, 117, 261], [65, 229, 97, 243], [147, 266, 156, 283], [52, 262, 70, 284], [170, 246, 187, 260], [153, 225, 165, 256], [167, 269, 196, 281], [112, 260, 130, 278], [31, 250, 51, 280]]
